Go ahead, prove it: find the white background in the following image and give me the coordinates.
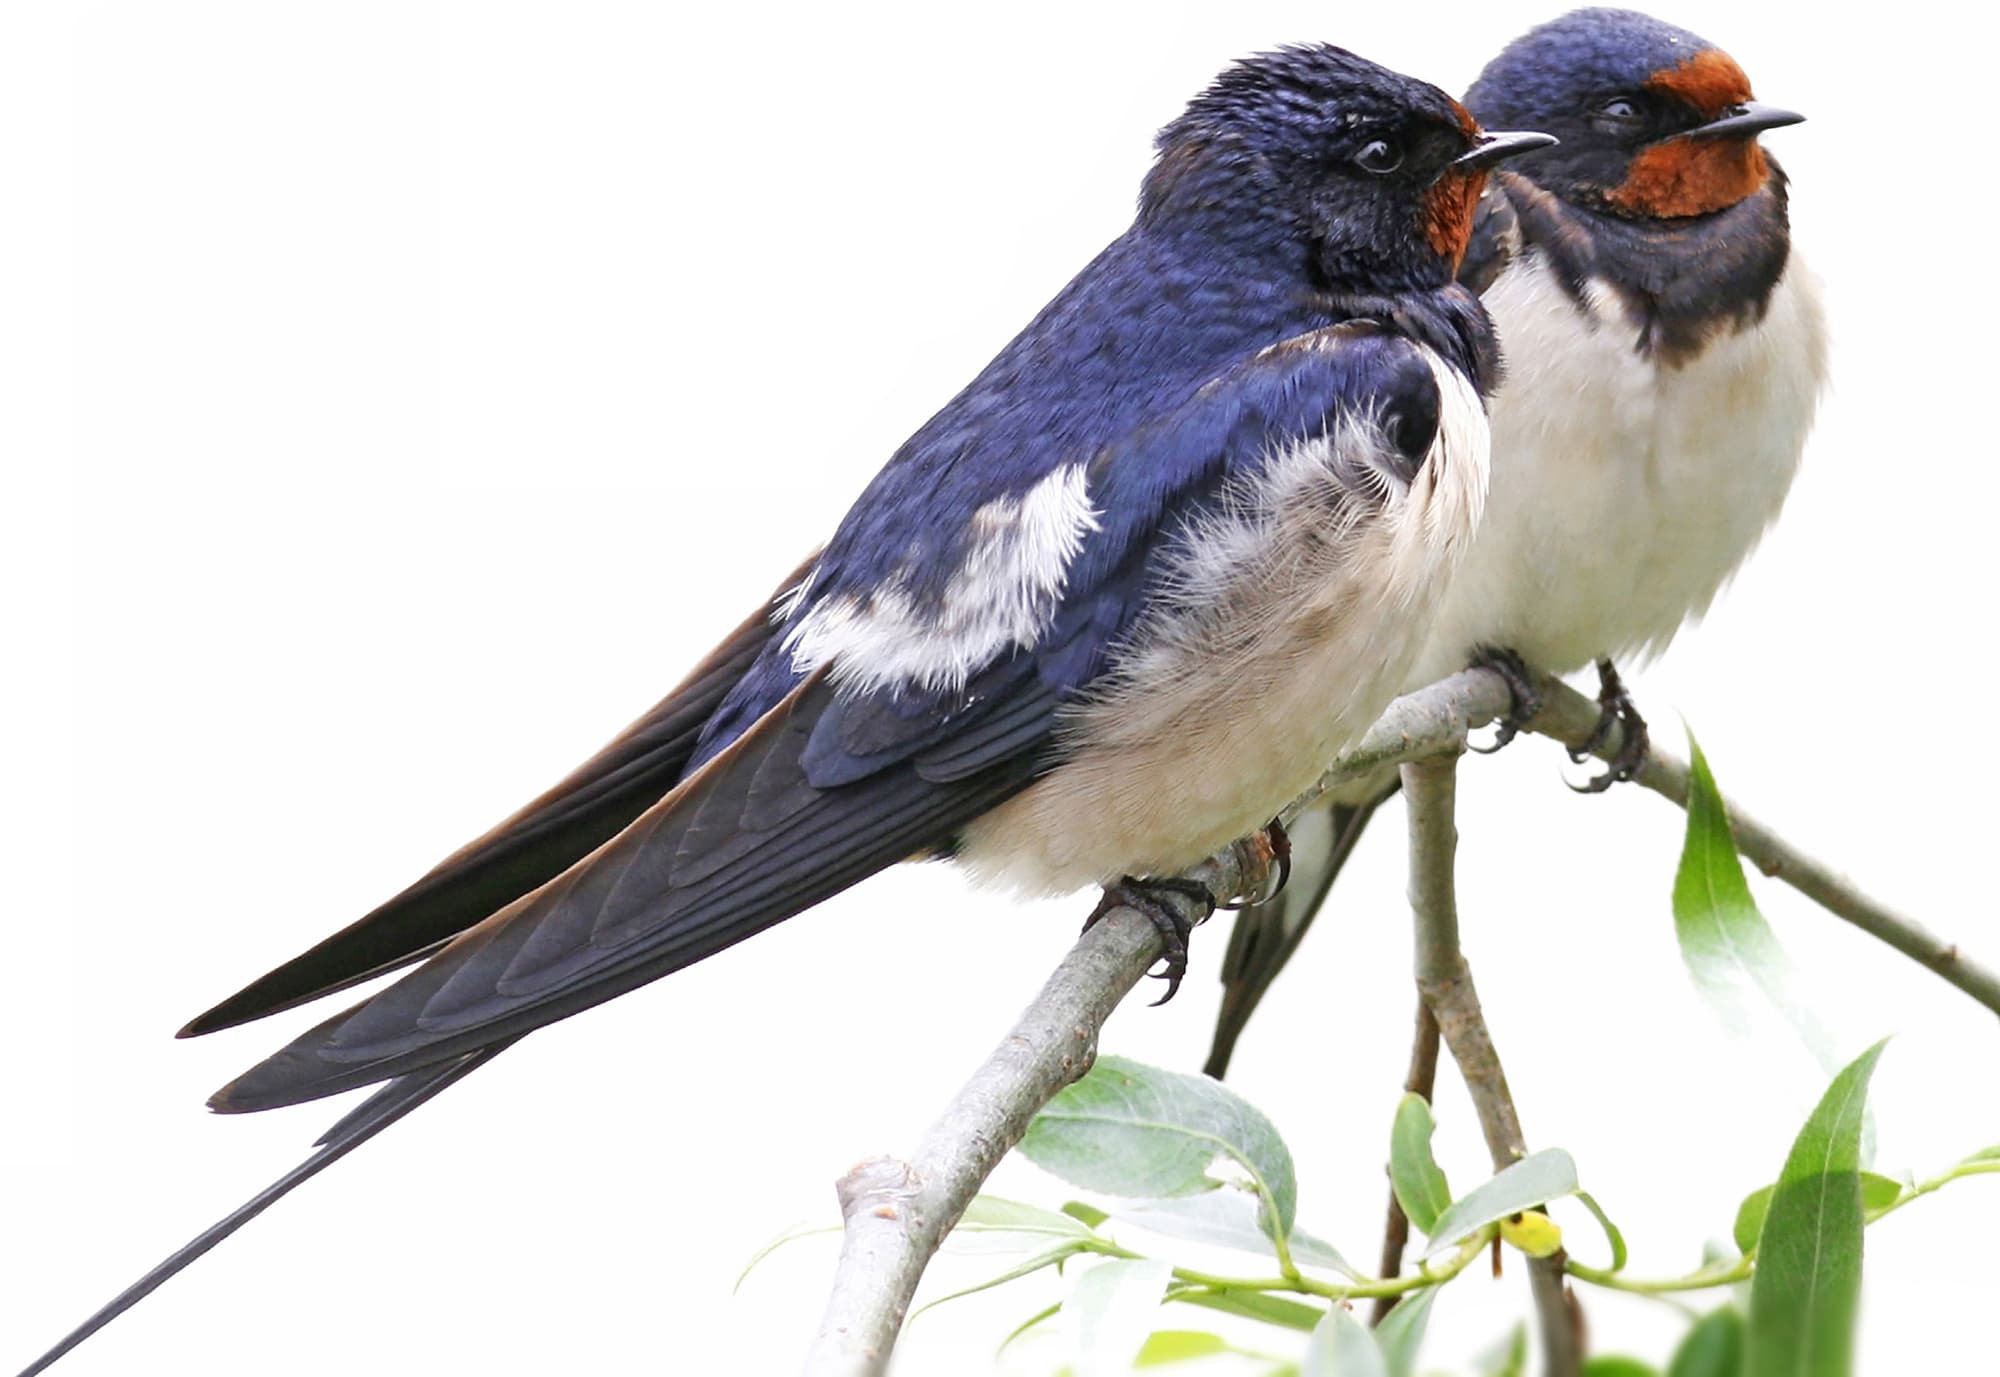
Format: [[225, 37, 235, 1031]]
[[10, 2, 1999, 1373]]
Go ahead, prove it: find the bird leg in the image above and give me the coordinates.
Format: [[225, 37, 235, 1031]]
[[1467, 646, 1543, 753], [1569, 658, 1649, 793], [1084, 877, 1217, 1006], [1219, 816, 1293, 911]]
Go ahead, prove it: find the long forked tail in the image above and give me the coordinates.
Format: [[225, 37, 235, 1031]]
[[14, 1041, 514, 1377], [1203, 783, 1396, 1079]]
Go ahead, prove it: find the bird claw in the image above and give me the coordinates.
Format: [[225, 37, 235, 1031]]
[[1568, 660, 1649, 793], [1085, 876, 1216, 1005], [1218, 816, 1292, 911], [1469, 646, 1543, 754]]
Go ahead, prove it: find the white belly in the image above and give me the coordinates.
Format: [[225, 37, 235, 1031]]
[[1412, 250, 1828, 683], [959, 351, 1490, 895]]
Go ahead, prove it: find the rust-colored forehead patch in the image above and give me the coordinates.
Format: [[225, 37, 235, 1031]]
[[1448, 98, 1479, 138], [1647, 48, 1753, 119]]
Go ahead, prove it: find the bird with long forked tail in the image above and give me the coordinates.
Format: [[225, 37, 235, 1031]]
[[18, 43, 1553, 1374]]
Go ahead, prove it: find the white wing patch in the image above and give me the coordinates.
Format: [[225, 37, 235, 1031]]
[[782, 463, 1101, 694]]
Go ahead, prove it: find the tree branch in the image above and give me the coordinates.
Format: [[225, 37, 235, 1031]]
[[1402, 755, 1581, 1377], [804, 662, 1997, 1373], [1279, 667, 2000, 1022], [1512, 676, 2000, 1021], [804, 843, 1269, 1377]]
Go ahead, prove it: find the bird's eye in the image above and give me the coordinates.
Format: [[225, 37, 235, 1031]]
[[1353, 138, 1404, 175], [1597, 97, 1640, 121]]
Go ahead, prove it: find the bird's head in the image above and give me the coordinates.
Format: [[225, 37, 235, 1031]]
[[1144, 45, 1555, 293], [1465, 8, 1802, 220]]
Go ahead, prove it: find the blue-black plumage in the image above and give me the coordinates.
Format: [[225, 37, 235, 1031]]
[[19, 44, 1558, 1374]]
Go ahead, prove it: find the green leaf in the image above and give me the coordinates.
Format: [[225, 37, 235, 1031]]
[[958, 1194, 1097, 1238], [1063, 1200, 1112, 1229], [1746, 1040, 1887, 1377], [1480, 1323, 1528, 1377], [1304, 1305, 1388, 1377], [1389, 1094, 1453, 1235], [1064, 1257, 1173, 1377], [1374, 1287, 1438, 1377], [1581, 1360, 1660, 1377], [1421, 1149, 1579, 1259], [1164, 1284, 1324, 1333], [943, 1195, 1099, 1258], [1574, 1190, 1628, 1271], [1669, 1305, 1744, 1377], [732, 1221, 840, 1291], [1672, 733, 1841, 1073], [1113, 1193, 1361, 1279], [1734, 1172, 1903, 1255], [1135, 1330, 1232, 1366], [1024, 1055, 1298, 1240], [911, 1240, 1092, 1322], [1964, 1144, 2000, 1165]]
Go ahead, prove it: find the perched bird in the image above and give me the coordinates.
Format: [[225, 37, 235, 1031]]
[[20, 45, 1552, 1371], [1206, 7, 1828, 1078]]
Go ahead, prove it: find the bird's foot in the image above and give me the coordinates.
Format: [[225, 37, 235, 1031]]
[[1219, 816, 1293, 911], [1468, 646, 1543, 754], [1084, 876, 1216, 1006], [1569, 659, 1649, 793]]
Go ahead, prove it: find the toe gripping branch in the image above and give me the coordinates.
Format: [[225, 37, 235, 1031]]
[[1085, 819, 1293, 1007], [1570, 658, 1650, 794], [1468, 646, 1544, 754]]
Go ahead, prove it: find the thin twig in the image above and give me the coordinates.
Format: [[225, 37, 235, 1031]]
[[1513, 675, 2000, 1021], [1402, 755, 1581, 1377], [1290, 667, 2000, 1022], [1369, 998, 1439, 1326], [804, 844, 1269, 1377]]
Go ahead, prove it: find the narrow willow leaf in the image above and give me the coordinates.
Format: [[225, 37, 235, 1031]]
[[911, 1241, 1092, 1322], [1374, 1287, 1438, 1377], [1113, 1193, 1361, 1279], [1673, 733, 1841, 1073], [943, 1195, 1100, 1258], [1581, 1360, 1660, 1377], [1964, 1145, 2000, 1164], [1480, 1323, 1528, 1377], [1135, 1330, 1232, 1366], [1065, 1257, 1173, 1377], [1746, 1040, 1887, 1377], [732, 1222, 840, 1291], [1669, 1306, 1744, 1377], [1574, 1190, 1628, 1271], [1389, 1094, 1453, 1234], [1735, 1172, 1903, 1255], [1063, 1201, 1112, 1228], [1421, 1149, 1579, 1258], [1304, 1305, 1389, 1377], [1024, 1056, 1298, 1240], [1165, 1283, 1324, 1333], [958, 1195, 1097, 1238]]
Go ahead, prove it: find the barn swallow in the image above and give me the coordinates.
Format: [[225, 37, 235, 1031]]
[[1206, 7, 1828, 1078], [18, 46, 1555, 1371]]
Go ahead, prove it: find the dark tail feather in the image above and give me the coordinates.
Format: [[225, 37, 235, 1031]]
[[1202, 782, 1396, 1079], [15, 1042, 513, 1377]]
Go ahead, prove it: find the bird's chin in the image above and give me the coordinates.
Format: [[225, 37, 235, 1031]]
[[1605, 135, 1770, 219]]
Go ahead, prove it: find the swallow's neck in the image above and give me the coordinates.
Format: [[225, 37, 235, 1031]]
[[1495, 167, 1792, 368]]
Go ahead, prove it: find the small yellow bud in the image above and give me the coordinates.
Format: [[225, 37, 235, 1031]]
[[1498, 1210, 1563, 1258]]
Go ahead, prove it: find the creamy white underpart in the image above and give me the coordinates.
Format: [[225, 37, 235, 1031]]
[[960, 346, 1490, 895], [1409, 251, 1829, 687], [781, 463, 1101, 695]]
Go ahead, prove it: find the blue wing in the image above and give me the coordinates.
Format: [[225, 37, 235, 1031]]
[[210, 319, 1450, 1112]]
